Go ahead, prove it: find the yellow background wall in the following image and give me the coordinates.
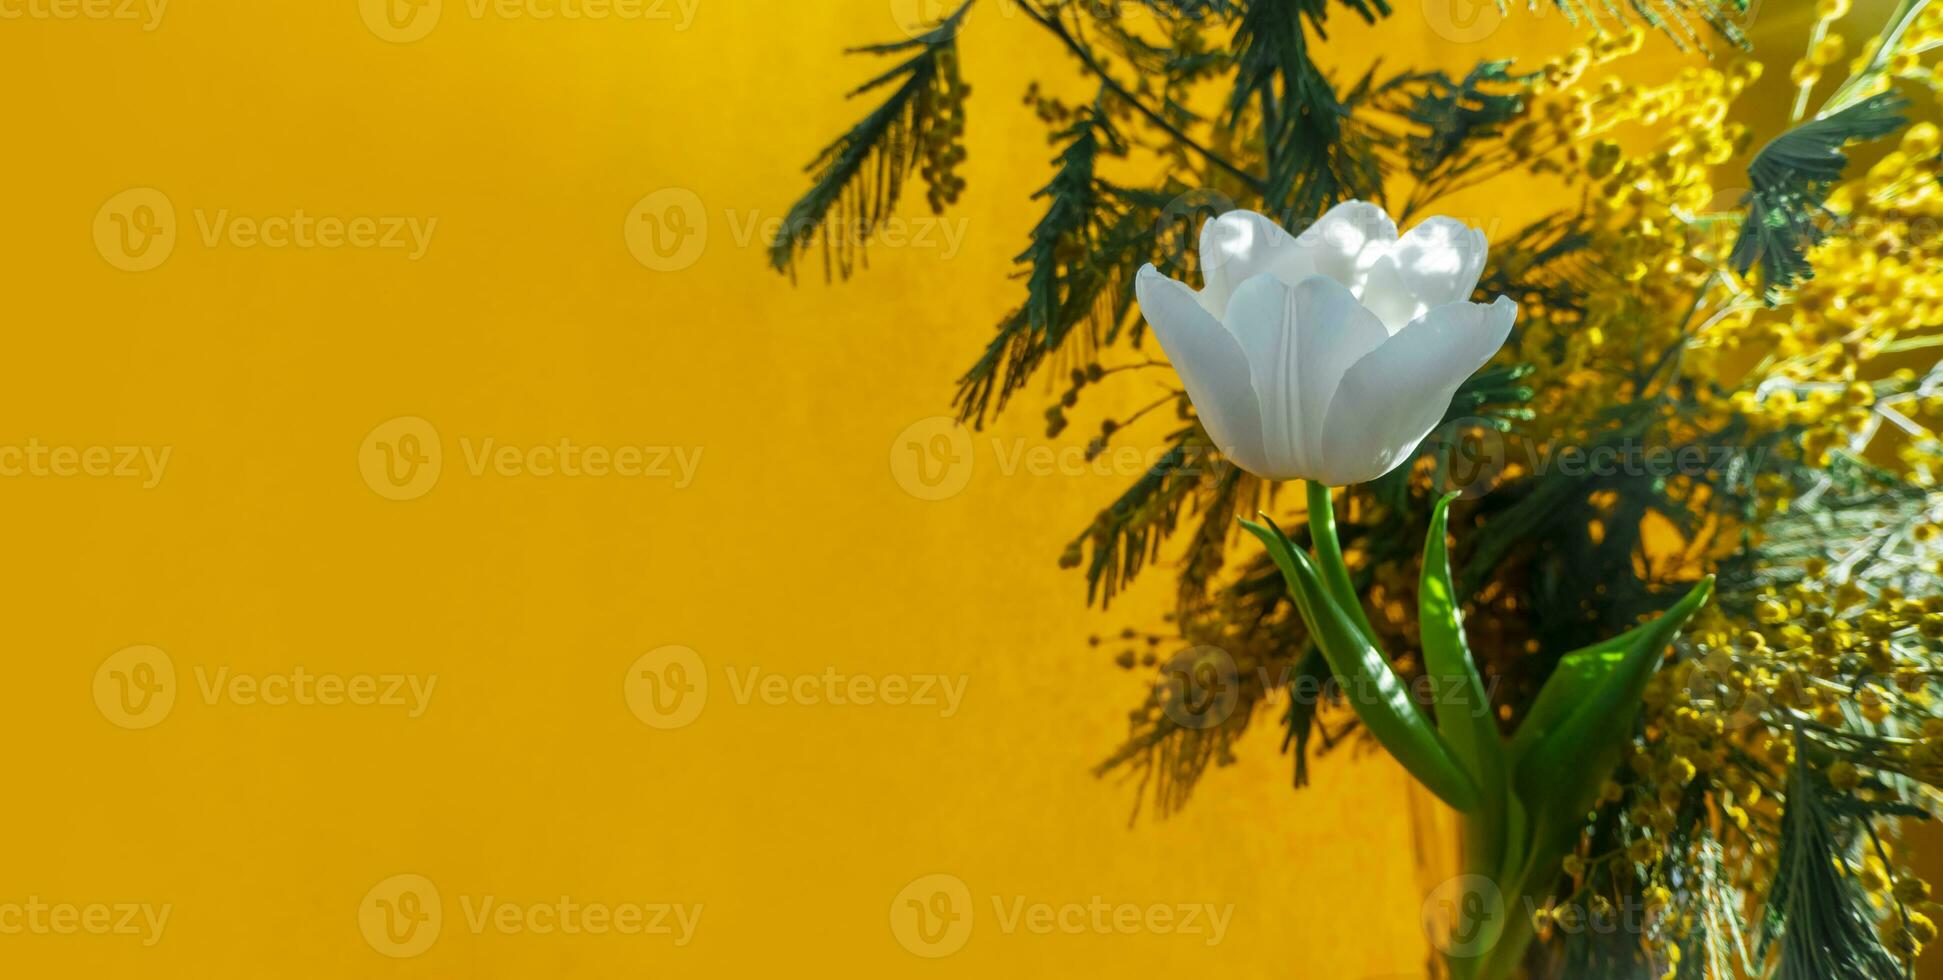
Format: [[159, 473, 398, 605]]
[[0, 0, 1924, 977]]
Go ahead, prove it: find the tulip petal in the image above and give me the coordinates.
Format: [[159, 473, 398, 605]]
[[1357, 259, 1419, 334], [1135, 265, 1271, 474], [1317, 296, 1518, 485], [1362, 218, 1490, 332], [1399, 217, 1489, 304], [1222, 274, 1390, 479], [1196, 210, 1298, 316], [1292, 200, 1398, 294]]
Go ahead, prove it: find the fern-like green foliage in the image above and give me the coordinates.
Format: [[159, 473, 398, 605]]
[[1385, 60, 1530, 173], [952, 106, 1179, 426], [767, 3, 969, 280], [1226, 0, 1387, 214], [1759, 754, 1908, 980], [1730, 91, 1908, 295]]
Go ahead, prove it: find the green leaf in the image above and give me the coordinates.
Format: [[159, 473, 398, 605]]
[[1241, 518, 1481, 812], [1507, 579, 1712, 767], [1505, 617, 1662, 761], [1505, 576, 1713, 907], [1419, 492, 1508, 873]]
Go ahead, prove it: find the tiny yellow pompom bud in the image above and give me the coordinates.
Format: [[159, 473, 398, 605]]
[[1896, 877, 1933, 904], [1644, 885, 1672, 914], [1668, 757, 1698, 786], [1828, 760, 1861, 790], [1911, 911, 1938, 945], [1905, 123, 1942, 157], [1863, 863, 1890, 892], [1811, 36, 1846, 67]]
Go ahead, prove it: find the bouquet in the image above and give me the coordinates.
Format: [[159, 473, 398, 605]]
[[777, 1, 1943, 976]]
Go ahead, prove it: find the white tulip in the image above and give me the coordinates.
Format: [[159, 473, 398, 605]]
[[1136, 202, 1518, 486]]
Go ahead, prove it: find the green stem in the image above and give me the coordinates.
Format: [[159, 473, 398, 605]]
[[1306, 481, 1381, 647], [1822, 0, 1930, 117], [1470, 900, 1538, 980], [1242, 518, 1483, 811]]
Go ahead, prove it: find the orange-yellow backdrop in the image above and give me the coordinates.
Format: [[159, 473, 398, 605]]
[[1, 0, 1925, 977]]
